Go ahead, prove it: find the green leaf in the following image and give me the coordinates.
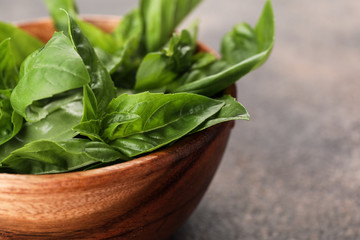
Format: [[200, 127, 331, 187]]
[[135, 52, 177, 91], [76, 20, 118, 54], [108, 9, 145, 89], [112, 9, 143, 48], [140, 0, 202, 52], [0, 139, 125, 174], [66, 12, 117, 117], [0, 93, 83, 159], [0, 90, 23, 146], [105, 92, 224, 157], [221, 0, 274, 68], [110, 38, 144, 89], [43, 0, 78, 33], [81, 84, 98, 122], [0, 38, 18, 89], [44, 0, 117, 53], [135, 30, 196, 91], [221, 23, 258, 65], [0, 22, 43, 66], [167, 59, 227, 90], [10, 32, 90, 122], [171, 0, 275, 96], [94, 47, 123, 74], [100, 112, 141, 140], [192, 95, 249, 132]]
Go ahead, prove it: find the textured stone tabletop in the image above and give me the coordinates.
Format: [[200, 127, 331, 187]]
[[1, 0, 360, 239]]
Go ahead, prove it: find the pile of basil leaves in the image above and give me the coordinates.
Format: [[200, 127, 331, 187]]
[[0, 0, 274, 174]]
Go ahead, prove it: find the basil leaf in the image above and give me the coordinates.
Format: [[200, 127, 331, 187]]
[[0, 90, 23, 146], [135, 52, 176, 92], [110, 38, 144, 89], [66, 12, 116, 117], [76, 20, 118, 54], [0, 22, 43, 66], [221, 23, 258, 65], [0, 38, 18, 89], [105, 92, 224, 157], [110, 9, 144, 89], [135, 30, 196, 91], [221, 0, 274, 68], [171, 0, 274, 96], [140, 0, 202, 52], [0, 95, 83, 160], [192, 95, 249, 132], [0, 139, 125, 174], [10, 32, 90, 122], [43, 0, 78, 33], [94, 47, 123, 74], [112, 9, 143, 48], [44, 0, 116, 53], [167, 59, 228, 90], [84, 141, 129, 162]]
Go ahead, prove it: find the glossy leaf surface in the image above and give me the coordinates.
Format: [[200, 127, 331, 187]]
[[0, 22, 43, 66], [10, 32, 90, 122]]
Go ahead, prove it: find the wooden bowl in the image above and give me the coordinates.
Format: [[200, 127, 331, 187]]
[[0, 17, 236, 240]]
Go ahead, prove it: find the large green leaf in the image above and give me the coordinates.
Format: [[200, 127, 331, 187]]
[[0, 38, 18, 89], [43, 0, 78, 33], [171, 0, 275, 96], [0, 92, 83, 160], [0, 90, 23, 146], [140, 0, 202, 52], [0, 22, 43, 66], [66, 12, 117, 117], [0, 139, 126, 174], [105, 92, 224, 157], [10, 32, 90, 122]]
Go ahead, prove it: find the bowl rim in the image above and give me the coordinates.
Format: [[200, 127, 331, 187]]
[[0, 16, 235, 181]]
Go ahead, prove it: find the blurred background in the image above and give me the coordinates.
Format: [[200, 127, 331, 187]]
[[1, 0, 360, 239]]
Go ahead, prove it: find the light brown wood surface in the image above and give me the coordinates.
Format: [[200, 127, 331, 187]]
[[0, 18, 235, 240]]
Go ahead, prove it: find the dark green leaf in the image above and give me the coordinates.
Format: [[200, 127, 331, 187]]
[[0, 22, 43, 66], [0, 90, 23, 146], [0, 139, 125, 174], [192, 95, 249, 132], [44, 0, 116, 53], [135, 52, 177, 91], [140, 0, 202, 52], [135, 30, 196, 91], [0, 94, 83, 159], [110, 38, 144, 89], [66, 12, 117, 117], [43, 0, 78, 33], [0, 38, 18, 89], [171, 0, 275, 96], [109, 10, 145, 89], [105, 92, 224, 157], [94, 47, 123, 74], [112, 9, 143, 48], [10, 32, 90, 122]]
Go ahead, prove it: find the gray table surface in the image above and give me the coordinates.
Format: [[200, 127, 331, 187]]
[[1, 0, 360, 239]]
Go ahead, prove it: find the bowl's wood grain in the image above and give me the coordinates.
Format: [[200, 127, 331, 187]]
[[0, 17, 236, 240]]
